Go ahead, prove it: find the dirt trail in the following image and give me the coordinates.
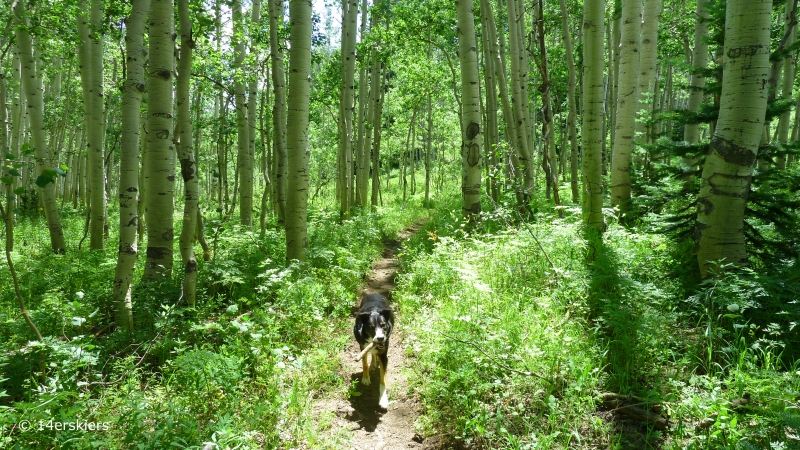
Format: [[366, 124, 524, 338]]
[[314, 223, 427, 450]]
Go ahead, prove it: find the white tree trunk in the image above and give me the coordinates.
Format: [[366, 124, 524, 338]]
[[143, 0, 176, 279], [479, 2, 499, 204], [370, 59, 384, 209], [456, 0, 482, 220], [559, 0, 579, 204], [338, 0, 358, 218], [77, 0, 107, 250], [233, 0, 252, 225], [177, 0, 198, 306], [610, 0, 642, 213], [355, 0, 370, 208], [269, 0, 287, 223], [505, 0, 534, 198], [13, 0, 67, 253], [696, 0, 772, 276], [582, 0, 606, 230], [248, 0, 261, 208], [683, 0, 709, 145], [776, 1, 797, 169], [112, 0, 149, 331], [635, 0, 660, 145], [285, 0, 312, 261]]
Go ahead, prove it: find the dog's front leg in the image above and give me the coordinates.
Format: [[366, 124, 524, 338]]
[[378, 354, 389, 408], [360, 351, 371, 385]]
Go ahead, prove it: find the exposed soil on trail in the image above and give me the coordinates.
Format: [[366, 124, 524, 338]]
[[313, 222, 432, 450]]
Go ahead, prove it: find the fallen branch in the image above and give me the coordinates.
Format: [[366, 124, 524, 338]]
[[355, 342, 374, 361], [599, 392, 669, 430]]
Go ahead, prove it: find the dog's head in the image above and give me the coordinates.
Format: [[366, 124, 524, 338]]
[[358, 308, 393, 345]]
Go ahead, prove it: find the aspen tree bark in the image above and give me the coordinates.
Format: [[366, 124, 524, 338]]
[[534, 0, 560, 210], [338, 0, 358, 218], [610, 0, 642, 213], [77, 0, 107, 250], [260, 72, 271, 232], [177, 0, 198, 306], [478, 6, 499, 204], [269, 0, 287, 223], [582, 0, 605, 230], [410, 108, 417, 194], [143, 0, 176, 279], [13, 0, 66, 253], [482, 0, 523, 205], [517, 0, 534, 165], [456, 0, 482, 220], [610, 0, 621, 168], [402, 108, 416, 202], [558, 0, 579, 204], [696, 0, 772, 277], [505, 0, 534, 199], [776, 1, 798, 169], [635, 0, 660, 145], [285, 0, 312, 262], [355, 0, 370, 208], [248, 0, 261, 203], [137, 117, 146, 241], [213, 0, 223, 206], [425, 92, 433, 206], [112, 0, 149, 331], [682, 0, 709, 178], [1, 68, 10, 240], [362, 49, 377, 206], [662, 63, 673, 146], [104, 59, 117, 212], [7, 52, 20, 239], [370, 60, 384, 209], [233, 0, 252, 225], [194, 88, 204, 196]]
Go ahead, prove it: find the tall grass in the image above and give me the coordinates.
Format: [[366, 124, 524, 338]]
[[394, 193, 800, 449], [0, 172, 431, 448]]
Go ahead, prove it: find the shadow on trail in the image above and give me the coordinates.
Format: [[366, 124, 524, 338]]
[[585, 228, 665, 449], [346, 370, 386, 432]]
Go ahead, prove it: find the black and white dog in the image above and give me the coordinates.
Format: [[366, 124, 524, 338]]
[[353, 293, 394, 408]]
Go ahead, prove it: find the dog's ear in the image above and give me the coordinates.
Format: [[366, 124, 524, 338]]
[[379, 307, 394, 318]]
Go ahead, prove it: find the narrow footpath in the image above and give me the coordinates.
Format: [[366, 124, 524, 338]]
[[314, 222, 428, 450]]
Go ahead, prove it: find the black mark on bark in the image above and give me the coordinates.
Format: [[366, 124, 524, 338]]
[[466, 121, 480, 140], [727, 45, 763, 59], [710, 136, 756, 166]]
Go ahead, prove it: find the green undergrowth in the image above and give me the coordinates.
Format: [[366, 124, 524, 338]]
[[0, 199, 428, 449], [394, 194, 800, 449]]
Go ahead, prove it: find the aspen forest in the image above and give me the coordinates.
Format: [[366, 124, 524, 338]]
[[3, 0, 800, 447]]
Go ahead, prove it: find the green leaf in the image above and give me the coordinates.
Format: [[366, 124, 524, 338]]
[[36, 173, 55, 188], [3, 152, 14, 160], [5, 195, 15, 202], [21, 142, 33, 156], [0, 177, 11, 185], [8, 169, 21, 177], [59, 163, 69, 172], [13, 187, 25, 196]]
